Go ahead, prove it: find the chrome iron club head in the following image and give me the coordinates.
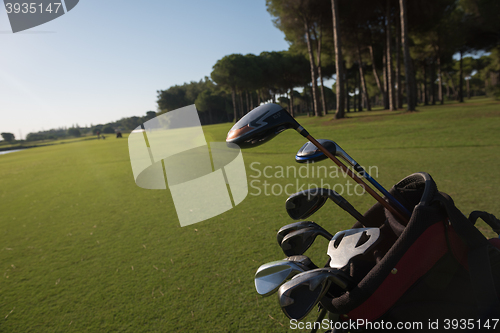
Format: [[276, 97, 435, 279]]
[[255, 255, 317, 296], [278, 267, 354, 320]]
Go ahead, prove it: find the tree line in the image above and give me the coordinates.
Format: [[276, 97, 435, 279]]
[[21, 111, 157, 142], [156, 52, 330, 123], [12, 0, 500, 142], [157, 0, 499, 123]]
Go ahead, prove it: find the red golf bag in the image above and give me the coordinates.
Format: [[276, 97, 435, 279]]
[[321, 172, 500, 332]]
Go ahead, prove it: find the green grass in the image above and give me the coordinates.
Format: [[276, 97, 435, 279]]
[[0, 136, 100, 152], [1, 97, 499, 332]]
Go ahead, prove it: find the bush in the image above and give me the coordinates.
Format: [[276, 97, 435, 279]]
[[493, 85, 500, 100], [102, 126, 115, 134], [1, 132, 15, 142], [92, 126, 103, 135], [67, 128, 81, 137], [26, 133, 46, 141]]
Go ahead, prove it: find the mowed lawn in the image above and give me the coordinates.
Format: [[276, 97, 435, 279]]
[[1, 97, 499, 332]]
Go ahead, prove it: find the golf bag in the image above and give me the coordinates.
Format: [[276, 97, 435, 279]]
[[321, 172, 500, 331]]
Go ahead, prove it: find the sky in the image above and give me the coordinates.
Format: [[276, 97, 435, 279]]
[[0, 0, 292, 139]]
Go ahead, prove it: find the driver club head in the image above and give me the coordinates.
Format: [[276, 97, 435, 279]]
[[226, 103, 303, 148], [296, 139, 336, 163], [277, 221, 327, 245], [280, 227, 333, 256], [278, 267, 353, 320], [296, 139, 358, 168], [255, 255, 318, 296]]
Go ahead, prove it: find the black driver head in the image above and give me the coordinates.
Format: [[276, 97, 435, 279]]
[[295, 139, 337, 163], [226, 103, 301, 148]]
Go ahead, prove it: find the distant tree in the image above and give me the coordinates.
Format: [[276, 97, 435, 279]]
[[102, 126, 115, 134], [267, 0, 332, 116], [332, 0, 345, 118], [460, 0, 500, 50], [385, 0, 395, 111], [145, 111, 156, 120], [156, 79, 216, 115], [482, 47, 500, 99], [156, 85, 188, 112], [1, 132, 15, 142], [443, 0, 500, 103], [455, 56, 476, 99], [92, 125, 103, 135], [258, 51, 282, 102], [399, 0, 417, 111], [26, 133, 46, 141], [195, 90, 226, 124], [280, 52, 311, 116], [237, 54, 262, 113], [67, 128, 81, 137], [119, 117, 142, 130], [323, 86, 336, 111], [211, 54, 248, 121]]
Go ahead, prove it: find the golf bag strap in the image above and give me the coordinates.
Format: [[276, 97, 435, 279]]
[[434, 193, 500, 315], [469, 211, 500, 236]]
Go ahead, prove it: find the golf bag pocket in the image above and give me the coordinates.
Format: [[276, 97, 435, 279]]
[[321, 172, 500, 328]]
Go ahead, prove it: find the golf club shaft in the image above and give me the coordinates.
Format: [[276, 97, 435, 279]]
[[327, 192, 367, 224], [305, 135, 409, 224], [333, 143, 411, 218], [311, 307, 328, 333], [363, 172, 411, 217], [341, 202, 366, 223]]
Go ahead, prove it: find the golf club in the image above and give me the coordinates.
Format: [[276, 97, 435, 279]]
[[277, 221, 329, 245], [311, 307, 328, 333], [278, 267, 353, 320], [286, 188, 367, 225], [226, 103, 409, 223], [255, 255, 318, 296], [280, 226, 333, 256], [296, 139, 411, 218], [327, 228, 381, 269], [296, 139, 336, 163]]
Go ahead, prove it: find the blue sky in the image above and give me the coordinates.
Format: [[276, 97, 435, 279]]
[[0, 0, 291, 139]]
